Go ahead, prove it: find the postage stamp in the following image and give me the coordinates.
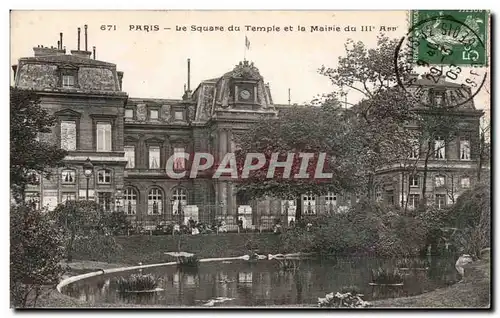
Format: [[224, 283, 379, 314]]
[[409, 10, 489, 66]]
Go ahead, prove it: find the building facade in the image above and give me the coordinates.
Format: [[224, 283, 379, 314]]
[[12, 37, 486, 230]]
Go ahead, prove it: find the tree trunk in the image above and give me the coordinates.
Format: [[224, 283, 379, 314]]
[[67, 232, 76, 262], [295, 197, 302, 221], [420, 142, 432, 211]]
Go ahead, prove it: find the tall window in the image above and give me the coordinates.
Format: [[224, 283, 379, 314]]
[[124, 146, 135, 169], [97, 169, 112, 184], [124, 188, 137, 215], [98, 192, 112, 212], [408, 194, 420, 209], [61, 121, 76, 151], [434, 136, 445, 159], [460, 177, 471, 189], [61, 169, 76, 184], [435, 175, 446, 188], [302, 194, 316, 215], [435, 194, 446, 209], [25, 192, 40, 209], [149, 146, 160, 169], [148, 188, 163, 215], [460, 137, 471, 160], [62, 192, 77, 202], [409, 175, 419, 187], [62, 75, 75, 88], [173, 147, 185, 170], [96, 122, 112, 152], [172, 188, 187, 215], [409, 139, 420, 159], [280, 200, 296, 215]]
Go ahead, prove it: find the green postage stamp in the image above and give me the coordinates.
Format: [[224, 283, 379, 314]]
[[409, 10, 489, 66]]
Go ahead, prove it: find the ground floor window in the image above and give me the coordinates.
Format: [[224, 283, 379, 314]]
[[408, 194, 420, 209], [98, 192, 112, 212], [172, 188, 187, 215], [62, 192, 77, 203], [124, 188, 137, 215], [148, 188, 163, 215], [302, 194, 316, 214], [25, 192, 40, 209], [435, 194, 446, 209]]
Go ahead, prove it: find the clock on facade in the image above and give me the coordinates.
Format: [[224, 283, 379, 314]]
[[239, 89, 251, 100]]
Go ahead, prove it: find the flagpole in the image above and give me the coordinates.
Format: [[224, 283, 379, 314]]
[[244, 35, 247, 61]]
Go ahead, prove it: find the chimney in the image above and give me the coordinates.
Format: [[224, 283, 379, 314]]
[[33, 45, 65, 56], [57, 40, 60, 50], [59, 32, 63, 50], [93, 46, 96, 59], [84, 24, 88, 51], [77, 27, 81, 51], [187, 58, 191, 92], [12, 65, 17, 80], [117, 71, 123, 90]]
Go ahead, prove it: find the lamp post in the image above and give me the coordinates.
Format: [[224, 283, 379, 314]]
[[83, 158, 94, 201]]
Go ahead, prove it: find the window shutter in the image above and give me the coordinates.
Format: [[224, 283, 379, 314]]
[[97, 124, 104, 151], [105, 124, 112, 151], [61, 121, 76, 151]]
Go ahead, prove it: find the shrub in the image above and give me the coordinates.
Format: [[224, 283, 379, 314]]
[[371, 268, 404, 285], [10, 204, 66, 307], [113, 274, 159, 293], [276, 259, 301, 272], [49, 201, 121, 261], [318, 291, 371, 308], [100, 211, 131, 236], [396, 258, 430, 269], [340, 285, 362, 295], [177, 255, 199, 267]]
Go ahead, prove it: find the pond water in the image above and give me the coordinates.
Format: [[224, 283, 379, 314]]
[[61, 256, 458, 307]]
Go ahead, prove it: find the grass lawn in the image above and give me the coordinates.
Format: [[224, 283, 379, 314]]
[[73, 232, 283, 265]]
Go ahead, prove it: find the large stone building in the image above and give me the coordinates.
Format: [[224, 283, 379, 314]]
[[12, 34, 486, 230]]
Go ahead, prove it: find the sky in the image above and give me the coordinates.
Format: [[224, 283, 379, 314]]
[[10, 10, 490, 114]]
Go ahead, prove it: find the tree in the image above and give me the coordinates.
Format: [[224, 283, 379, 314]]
[[49, 200, 121, 262], [10, 204, 65, 307], [235, 105, 356, 221], [318, 35, 417, 197], [10, 87, 67, 202]]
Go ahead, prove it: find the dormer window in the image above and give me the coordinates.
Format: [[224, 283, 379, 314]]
[[149, 109, 159, 120], [431, 89, 446, 106], [57, 65, 79, 89], [62, 75, 75, 88], [174, 111, 184, 121]]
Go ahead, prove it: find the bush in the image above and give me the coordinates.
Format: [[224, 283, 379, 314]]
[[10, 204, 66, 307], [276, 259, 301, 272], [113, 274, 159, 293], [177, 255, 199, 267], [49, 201, 121, 261], [100, 211, 131, 235], [396, 257, 430, 269], [371, 268, 404, 284], [318, 291, 370, 308]]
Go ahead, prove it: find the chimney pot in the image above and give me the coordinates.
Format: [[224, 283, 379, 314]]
[[84, 24, 88, 51], [93, 46, 96, 59], [77, 27, 81, 51], [59, 32, 63, 50]]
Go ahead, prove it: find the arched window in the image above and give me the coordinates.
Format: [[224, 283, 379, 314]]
[[97, 169, 112, 184], [172, 188, 187, 215], [148, 188, 163, 215], [124, 188, 137, 215]]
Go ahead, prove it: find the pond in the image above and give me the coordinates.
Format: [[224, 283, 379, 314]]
[[61, 256, 458, 307]]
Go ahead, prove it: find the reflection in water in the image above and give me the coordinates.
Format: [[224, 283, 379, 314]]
[[62, 257, 457, 307]]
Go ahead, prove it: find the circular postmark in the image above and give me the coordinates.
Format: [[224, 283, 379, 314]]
[[394, 14, 488, 109]]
